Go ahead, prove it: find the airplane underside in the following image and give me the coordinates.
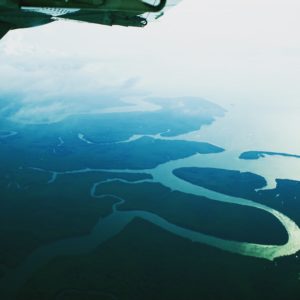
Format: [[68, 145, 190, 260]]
[[0, 0, 179, 40]]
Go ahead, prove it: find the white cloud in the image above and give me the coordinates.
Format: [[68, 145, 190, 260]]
[[0, 0, 299, 123]]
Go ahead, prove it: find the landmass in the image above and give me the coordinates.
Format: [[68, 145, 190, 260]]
[[0, 97, 225, 271], [173, 167, 300, 226], [0, 97, 226, 171], [0, 171, 150, 268], [2, 97, 300, 300], [0, 135, 223, 171], [173, 167, 267, 199], [239, 151, 300, 160], [96, 181, 288, 245], [17, 219, 300, 300]]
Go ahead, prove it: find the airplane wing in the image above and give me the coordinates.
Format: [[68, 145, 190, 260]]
[[142, 0, 182, 22], [0, 9, 53, 40], [0, 0, 182, 40], [59, 0, 182, 27], [60, 10, 149, 27], [0, 21, 11, 39]]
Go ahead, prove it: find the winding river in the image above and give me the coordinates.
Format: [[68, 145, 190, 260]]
[[1, 148, 300, 299]]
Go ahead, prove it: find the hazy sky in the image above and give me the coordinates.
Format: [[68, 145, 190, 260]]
[[0, 0, 299, 125]]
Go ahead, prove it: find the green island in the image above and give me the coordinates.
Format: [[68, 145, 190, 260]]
[[172, 167, 300, 226], [239, 151, 300, 160]]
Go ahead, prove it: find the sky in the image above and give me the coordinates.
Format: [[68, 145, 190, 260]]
[[0, 0, 299, 137]]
